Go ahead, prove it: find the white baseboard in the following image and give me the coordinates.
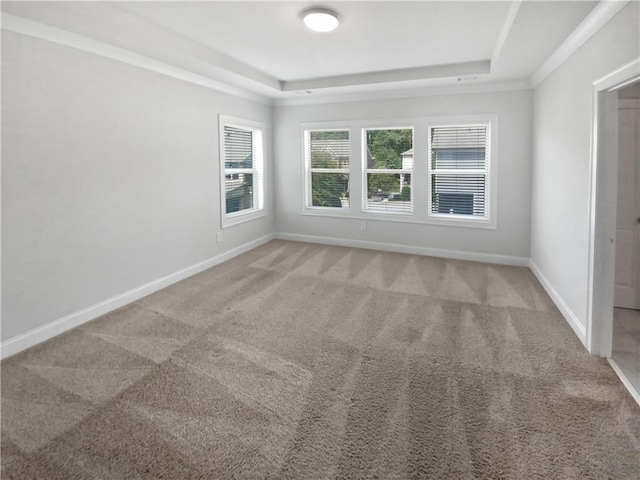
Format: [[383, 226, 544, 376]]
[[274, 232, 529, 266], [0, 234, 275, 360], [607, 358, 640, 407], [528, 259, 587, 346]]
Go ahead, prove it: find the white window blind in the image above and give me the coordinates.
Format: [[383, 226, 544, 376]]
[[363, 128, 413, 214], [428, 124, 489, 219], [305, 129, 350, 209], [220, 118, 264, 227]]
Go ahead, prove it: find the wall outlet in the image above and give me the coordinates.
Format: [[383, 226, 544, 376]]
[[216, 232, 222, 242], [360, 221, 367, 231]]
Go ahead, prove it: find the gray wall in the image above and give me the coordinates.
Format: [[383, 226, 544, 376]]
[[1, 31, 274, 341], [530, 2, 640, 336], [274, 90, 533, 261]]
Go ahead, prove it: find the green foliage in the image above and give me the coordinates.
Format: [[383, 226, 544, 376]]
[[310, 151, 346, 207], [311, 151, 338, 169], [399, 185, 411, 201], [371, 146, 399, 169], [310, 130, 349, 140], [312, 172, 346, 207], [366, 129, 412, 169], [368, 174, 399, 196]]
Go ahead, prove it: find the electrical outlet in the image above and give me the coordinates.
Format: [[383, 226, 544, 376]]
[[216, 232, 222, 242], [360, 221, 367, 231]]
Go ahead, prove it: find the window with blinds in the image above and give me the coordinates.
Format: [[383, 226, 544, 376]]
[[219, 116, 264, 227], [363, 127, 413, 214], [305, 129, 350, 209], [428, 124, 489, 219]]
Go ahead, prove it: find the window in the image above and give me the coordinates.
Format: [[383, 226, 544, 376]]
[[299, 116, 495, 228], [219, 115, 265, 227], [363, 127, 413, 214], [304, 129, 350, 209], [428, 123, 490, 220]]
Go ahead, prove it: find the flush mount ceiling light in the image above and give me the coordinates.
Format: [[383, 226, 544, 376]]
[[303, 8, 340, 33]]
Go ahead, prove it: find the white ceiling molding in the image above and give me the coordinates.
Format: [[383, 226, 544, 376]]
[[273, 80, 532, 107], [103, 3, 282, 93], [3, 1, 609, 107], [530, 0, 630, 87], [1, 12, 520, 107], [1, 13, 272, 105], [491, 0, 522, 66], [281, 60, 491, 92], [592, 57, 640, 90]]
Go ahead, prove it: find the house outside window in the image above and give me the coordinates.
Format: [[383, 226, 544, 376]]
[[363, 127, 413, 214], [304, 129, 350, 209], [427, 123, 491, 222], [219, 115, 265, 228]]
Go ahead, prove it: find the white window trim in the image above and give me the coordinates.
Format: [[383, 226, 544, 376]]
[[362, 125, 414, 216], [426, 118, 497, 229], [301, 123, 353, 214], [299, 115, 497, 230], [219, 114, 267, 229]]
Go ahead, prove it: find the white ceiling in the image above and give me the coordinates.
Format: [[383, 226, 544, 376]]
[[2, 1, 604, 102], [119, 1, 511, 80]]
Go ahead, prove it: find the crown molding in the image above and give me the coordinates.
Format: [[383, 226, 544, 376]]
[[530, 0, 630, 88], [593, 57, 640, 90], [1, 13, 273, 106], [491, 0, 522, 66], [12, 0, 612, 110], [272, 80, 532, 107], [281, 60, 491, 92], [1, 13, 531, 108]]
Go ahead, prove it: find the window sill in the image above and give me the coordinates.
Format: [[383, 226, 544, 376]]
[[301, 209, 496, 229], [222, 208, 267, 229]]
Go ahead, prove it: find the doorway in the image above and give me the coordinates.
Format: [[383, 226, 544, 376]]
[[588, 59, 639, 404], [612, 81, 640, 395]]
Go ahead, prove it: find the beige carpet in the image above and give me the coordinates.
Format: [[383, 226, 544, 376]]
[[2, 240, 639, 479]]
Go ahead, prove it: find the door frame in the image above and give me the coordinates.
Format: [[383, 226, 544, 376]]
[[587, 58, 639, 356]]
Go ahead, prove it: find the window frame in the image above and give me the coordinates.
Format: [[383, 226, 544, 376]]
[[303, 127, 352, 212], [298, 115, 497, 230], [361, 124, 415, 216], [219, 114, 266, 229], [426, 118, 496, 229]]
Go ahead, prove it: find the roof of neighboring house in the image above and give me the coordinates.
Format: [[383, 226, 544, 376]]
[[312, 138, 349, 159], [402, 148, 413, 156]]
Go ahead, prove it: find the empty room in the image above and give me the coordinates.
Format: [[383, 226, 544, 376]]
[[1, 1, 639, 478]]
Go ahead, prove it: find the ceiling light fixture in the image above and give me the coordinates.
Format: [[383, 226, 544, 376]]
[[303, 8, 340, 33]]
